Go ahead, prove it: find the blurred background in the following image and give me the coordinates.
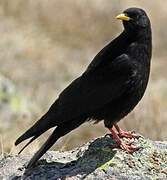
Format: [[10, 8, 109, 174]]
[[0, 0, 166, 155]]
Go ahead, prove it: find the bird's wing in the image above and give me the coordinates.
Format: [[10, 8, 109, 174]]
[[85, 32, 128, 74], [47, 54, 137, 123]]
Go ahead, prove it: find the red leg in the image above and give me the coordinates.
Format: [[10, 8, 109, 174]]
[[114, 124, 138, 139], [109, 128, 139, 153]]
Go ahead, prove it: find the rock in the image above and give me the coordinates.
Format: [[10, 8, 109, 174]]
[[0, 135, 167, 180]]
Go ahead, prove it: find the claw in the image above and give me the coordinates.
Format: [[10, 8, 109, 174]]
[[125, 139, 135, 145], [108, 127, 140, 153], [120, 143, 140, 153], [110, 141, 139, 153]]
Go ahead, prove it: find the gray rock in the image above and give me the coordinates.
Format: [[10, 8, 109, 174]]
[[0, 135, 166, 180]]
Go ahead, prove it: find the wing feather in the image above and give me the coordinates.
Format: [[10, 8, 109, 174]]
[[47, 54, 137, 123]]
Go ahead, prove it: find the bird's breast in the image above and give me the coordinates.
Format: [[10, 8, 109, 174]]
[[111, 69, 149, 121]]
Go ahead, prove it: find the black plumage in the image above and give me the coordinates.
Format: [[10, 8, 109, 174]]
[[15, 7, 152, 168]]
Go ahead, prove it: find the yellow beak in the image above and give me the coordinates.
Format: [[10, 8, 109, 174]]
[[116, 13, 131, 21]]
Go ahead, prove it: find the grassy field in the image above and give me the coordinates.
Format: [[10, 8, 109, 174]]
[[0, 0, 166, 154]]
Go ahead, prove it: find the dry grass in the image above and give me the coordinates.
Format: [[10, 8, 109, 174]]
[[0, 0, 166, 154]]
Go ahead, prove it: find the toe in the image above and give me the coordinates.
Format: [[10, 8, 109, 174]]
[[120, 143, 140, 153]]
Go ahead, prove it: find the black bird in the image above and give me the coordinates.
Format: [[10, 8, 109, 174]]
[[15, 7, 152, 168]]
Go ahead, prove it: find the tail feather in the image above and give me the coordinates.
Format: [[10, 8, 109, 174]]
[[27, 128, 59, 169], [15, 115, 54, 146], [18, 133, 42, 154], [27, 117, 86, 169]]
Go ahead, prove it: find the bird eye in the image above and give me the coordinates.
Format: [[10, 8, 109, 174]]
[[129, 17, 134, 21], [125, 12, 139, 20]]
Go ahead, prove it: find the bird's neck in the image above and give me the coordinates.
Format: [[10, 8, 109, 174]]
[[137, 28, 152, 44], [138, 28, 152, 60], [126, 28, 152, 60], [124, 27, 151, 43]]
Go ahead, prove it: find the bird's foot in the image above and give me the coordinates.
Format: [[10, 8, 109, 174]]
[[110, 138, 139, 153], [118, 129, 136, 139], [124, 138, 135, 145], [120, 142, 139, 153], [113, 124, 139, 139], [110, 139, 139, 153], [108, 128, 139, 153]]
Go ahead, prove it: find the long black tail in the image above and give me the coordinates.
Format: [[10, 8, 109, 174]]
[[27, 117, 86, 169], [18, 133, 43, 154], [15, 100, 60, 147], [15, 114, 54, 148]]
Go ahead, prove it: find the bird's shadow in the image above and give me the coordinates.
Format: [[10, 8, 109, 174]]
[[22, 135, 117, 179]]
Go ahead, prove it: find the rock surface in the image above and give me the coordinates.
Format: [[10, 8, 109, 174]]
[[0, 135, 167, 180]]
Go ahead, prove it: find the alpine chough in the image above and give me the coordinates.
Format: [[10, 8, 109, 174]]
[[15, 7, 152, 168]]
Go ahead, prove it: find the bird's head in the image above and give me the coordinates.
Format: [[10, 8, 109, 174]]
[[116, 8, 150, 33]]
